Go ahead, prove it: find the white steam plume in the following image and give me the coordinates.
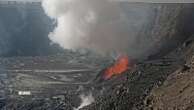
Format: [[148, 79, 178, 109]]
[[42, 0, 153, 58], [74, 92, 95, 110]]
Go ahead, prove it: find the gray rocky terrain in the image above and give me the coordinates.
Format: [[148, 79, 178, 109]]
[[0, 2, 194, 110]]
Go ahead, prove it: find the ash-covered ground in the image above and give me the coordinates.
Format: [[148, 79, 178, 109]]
[[1, 2, 194, 110], [0, 37, 193, 110], [83, 38, 194, 110], [0, 50, 113, 110]]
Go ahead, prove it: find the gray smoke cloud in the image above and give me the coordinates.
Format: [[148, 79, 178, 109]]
[[42, 0, 154, 58], [0, 2, 61, 56]]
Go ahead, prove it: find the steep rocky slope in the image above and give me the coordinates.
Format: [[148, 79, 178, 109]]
[[144, 38, 194, 110], [1, 3, 194, 110], [83, 36, 194, 110], [81, 4, 194, 109]]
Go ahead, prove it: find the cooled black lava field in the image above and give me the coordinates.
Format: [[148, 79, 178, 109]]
[[1, 2, 194, 110]]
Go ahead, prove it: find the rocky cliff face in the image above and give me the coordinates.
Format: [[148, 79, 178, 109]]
[[144, 4, 194, 60], [0, 3, 193, 58], [127, 3, 194, 60], [82, 4, 194, 110], [0, 3, 194, 110]]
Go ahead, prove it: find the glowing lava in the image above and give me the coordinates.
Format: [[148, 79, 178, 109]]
[[103, 55, 135, 80]]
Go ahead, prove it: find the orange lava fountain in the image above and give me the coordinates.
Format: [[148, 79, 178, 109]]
[[103, 55, 135, 80]]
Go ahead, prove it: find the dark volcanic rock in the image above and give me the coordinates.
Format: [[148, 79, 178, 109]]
[[81, 4, 194, 109], [141, 3, 194, 60], [143, 39, 194, 110], [1, 3, 194, 110]]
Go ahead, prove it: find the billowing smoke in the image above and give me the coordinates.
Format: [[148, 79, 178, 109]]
[[42, 0, 154, 58]]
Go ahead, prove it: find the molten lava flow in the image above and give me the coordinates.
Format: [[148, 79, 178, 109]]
[[103, 55, 135, 80]]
